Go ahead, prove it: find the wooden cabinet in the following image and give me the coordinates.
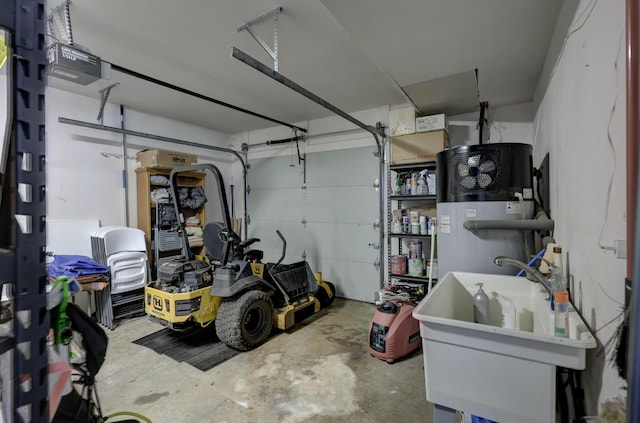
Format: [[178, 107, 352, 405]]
[[136, 167, 206, 275]]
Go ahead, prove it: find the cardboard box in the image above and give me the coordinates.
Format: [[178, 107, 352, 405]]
[[389, 106, 416, 137], [391, 130, 449, 164], [136, 149, 197, 169], [416, 113, 448, 134]]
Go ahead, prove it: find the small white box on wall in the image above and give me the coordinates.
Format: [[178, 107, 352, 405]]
[[416, 113, 448, 134]]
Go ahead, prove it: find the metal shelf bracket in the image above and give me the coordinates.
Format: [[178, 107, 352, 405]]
[[238, 6, 283, 71]]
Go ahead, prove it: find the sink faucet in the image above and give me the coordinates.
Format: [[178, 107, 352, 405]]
[[493, 256, 552, 296]]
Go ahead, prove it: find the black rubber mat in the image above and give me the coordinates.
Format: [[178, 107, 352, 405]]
[[132, 325, 240, 371]]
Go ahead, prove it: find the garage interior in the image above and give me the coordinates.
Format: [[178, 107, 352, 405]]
[[0, 0, 637, 422]]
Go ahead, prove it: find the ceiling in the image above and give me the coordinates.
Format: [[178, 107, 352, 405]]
[[45, 0, 563, 135]]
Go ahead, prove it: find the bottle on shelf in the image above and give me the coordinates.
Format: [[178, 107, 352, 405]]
[[416, 171, 428, 195], [392, 217, 402, 234], [554, 290, 570, 338], [419, 215, 428, 235], [411, 172, 418, 196], [552, 246, 567, 290], [394, 176, 404, 195]]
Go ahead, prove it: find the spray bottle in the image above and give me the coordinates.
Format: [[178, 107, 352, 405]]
[[417, 170, 428, 195]]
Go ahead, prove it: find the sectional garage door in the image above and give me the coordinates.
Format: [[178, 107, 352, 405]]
[[247, 146, 380, 302]]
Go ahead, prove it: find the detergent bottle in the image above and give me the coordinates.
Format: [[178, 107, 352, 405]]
[[473, 283, 490, 324]]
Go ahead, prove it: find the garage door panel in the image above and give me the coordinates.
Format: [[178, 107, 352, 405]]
[[249, 158, 304, 189], [305, 147, 378, 187], [246, 220, 308, 263], [248, 188, 306, 221], [249, 218, 377, 264], [303, 221, 377, 263], [303, 187, 377, 224], [313, 259, 377, 303]]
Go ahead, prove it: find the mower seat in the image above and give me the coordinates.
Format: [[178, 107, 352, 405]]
[[203, 223, 264, 264], [204, 222, 228, 265]]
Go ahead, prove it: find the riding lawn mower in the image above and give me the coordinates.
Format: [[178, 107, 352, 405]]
[[144, 164, 336, 351]]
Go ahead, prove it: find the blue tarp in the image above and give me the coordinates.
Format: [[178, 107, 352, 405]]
[[48, 255, 108, 278]]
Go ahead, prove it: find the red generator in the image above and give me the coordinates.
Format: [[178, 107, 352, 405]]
[[369, 300, 421, 363]]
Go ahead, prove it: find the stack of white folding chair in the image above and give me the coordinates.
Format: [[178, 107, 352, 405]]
[[90, 226, 150, 329]]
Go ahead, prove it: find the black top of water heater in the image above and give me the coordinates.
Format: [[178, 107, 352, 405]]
[[436, 143, 533, 203]]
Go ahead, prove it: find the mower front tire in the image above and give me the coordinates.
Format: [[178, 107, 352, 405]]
[[216, 290, 273, 351]]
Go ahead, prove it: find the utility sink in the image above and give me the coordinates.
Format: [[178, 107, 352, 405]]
[[412, 272, 596, 423]]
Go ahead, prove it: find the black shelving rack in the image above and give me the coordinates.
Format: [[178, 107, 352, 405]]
[[0, 1, 49, 421], [386, 161, 438, 287]]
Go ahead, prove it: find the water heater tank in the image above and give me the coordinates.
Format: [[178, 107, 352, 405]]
[[435, 143, 534, 279]]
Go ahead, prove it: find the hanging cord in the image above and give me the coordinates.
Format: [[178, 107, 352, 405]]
[[598, 30, 624, 253], [294, 130, 305, 164]]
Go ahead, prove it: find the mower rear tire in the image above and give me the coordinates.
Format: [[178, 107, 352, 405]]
[[316, 281, 336, 308], [216, 290, 273, 351]]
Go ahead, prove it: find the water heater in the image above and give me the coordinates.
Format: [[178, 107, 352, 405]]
[[436, 143, 534, 279]]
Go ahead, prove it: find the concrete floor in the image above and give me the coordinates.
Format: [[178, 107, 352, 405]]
[[95, 298, 435, 423]]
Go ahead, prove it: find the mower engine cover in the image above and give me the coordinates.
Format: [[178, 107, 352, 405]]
[[158, 259, 212, 290]]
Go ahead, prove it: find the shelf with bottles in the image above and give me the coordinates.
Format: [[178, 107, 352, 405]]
[[390, 207, 437, 238], [390, 161, 437, 198], [388, 233, 434, 240], [389, 194, 437, 202]]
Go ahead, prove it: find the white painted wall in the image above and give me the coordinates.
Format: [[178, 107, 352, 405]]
[[45, 87, 235, 251], [534, 0, 627, 413], [449, 102, 534, 147]]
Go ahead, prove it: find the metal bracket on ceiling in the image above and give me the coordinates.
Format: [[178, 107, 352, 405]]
[[96, 83, 119, 125], [50, 0, 74, 45], [238, 7, 283, 72]]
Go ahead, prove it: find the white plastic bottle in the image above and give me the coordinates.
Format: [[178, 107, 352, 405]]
[[473, 283, 490, 324], [553, 246, 567, 290], [500, 296, 516, 329], [417, 173, 427, 195]]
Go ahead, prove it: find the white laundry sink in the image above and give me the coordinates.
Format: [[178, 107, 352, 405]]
[[412, 271, 596, 423]]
